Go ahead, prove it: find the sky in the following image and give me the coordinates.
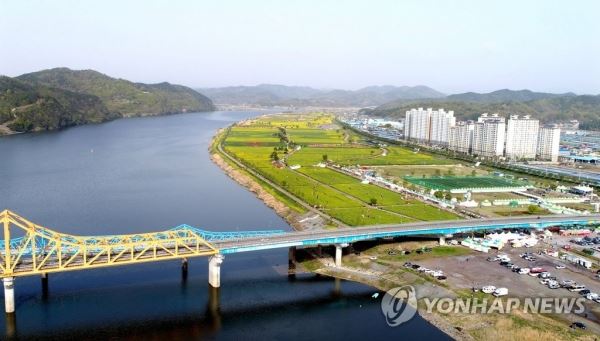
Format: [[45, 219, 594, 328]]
[[1, 0, 599, 94]]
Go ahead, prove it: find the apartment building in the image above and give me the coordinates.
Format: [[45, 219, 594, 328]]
[[505, 115, 539, 159], [448, 120, 474, 154], [404, 107, 455, 144], [472, 114, 506, 157], [537, 125, 561, 162]]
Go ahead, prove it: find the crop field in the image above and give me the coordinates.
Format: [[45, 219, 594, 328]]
[[405, 175, 524, 191], [223, 113, 460, 226], [299, 167, 459, 221], [288, 145, 452, 166]]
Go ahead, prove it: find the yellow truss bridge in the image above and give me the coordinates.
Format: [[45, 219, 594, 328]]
[[0, 209, 221, 278]]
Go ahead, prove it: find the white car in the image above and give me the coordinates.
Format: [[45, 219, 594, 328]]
[[482, 286, 497, 294], [493, 288, 508, 297], [431, 271, 444, 277], [540, 279, 550, 285], [555, 265, 566, 269], [586, 292, 599, 300], [369, 256, 378, 260], [519, 268, 531, 275], [547, 281, 560, 289]]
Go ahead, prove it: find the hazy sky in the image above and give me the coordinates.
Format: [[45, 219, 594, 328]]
[[1, 0, 599, 94]]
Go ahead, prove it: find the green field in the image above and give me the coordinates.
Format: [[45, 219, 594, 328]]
[[405, 175, 524, 191], [223, 113, 460, 226]]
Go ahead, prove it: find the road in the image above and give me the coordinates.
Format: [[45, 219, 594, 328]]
[[213, 214, 600, 253]]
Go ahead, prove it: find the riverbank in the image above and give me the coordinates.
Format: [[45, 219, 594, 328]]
[[210, 127, 339, 231], [298, 240, 598, 341]]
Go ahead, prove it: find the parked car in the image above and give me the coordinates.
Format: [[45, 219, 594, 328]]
[[585, 292, 598, 300], [570, 285, 587, 292], [482, 286, 496, 294], [493, 288, 508, 297], [519, 268, 531, 275], [555, 264, 566, 269], [548, 281, 560, 289], [570, 322, 587, 330], [561, 280, 576, 287]]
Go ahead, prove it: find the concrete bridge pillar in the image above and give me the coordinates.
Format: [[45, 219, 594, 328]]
[[439, 236, 446, 246], [41, 273, 49, 300], [335, 243, 349, 267], [288, 247, 297, 276], [181, 258, 188, 283], [208, 254, 224, 288], [3, 277, 15, 314]]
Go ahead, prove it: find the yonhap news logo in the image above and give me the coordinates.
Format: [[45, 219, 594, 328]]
[[380, 285, 418, 327]]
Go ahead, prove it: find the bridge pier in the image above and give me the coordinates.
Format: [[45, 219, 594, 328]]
[[3, 277, 15, 314], [181, 258, 189, 278], [288, 246, 297, 276], [207, 285, 222, 331], [208, 254, 224, 288], [41, 273, 49, 300], [335, 243, 349, 267], [439, 236, 446, 246]]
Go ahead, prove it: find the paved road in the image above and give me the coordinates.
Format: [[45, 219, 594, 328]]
[[214, 214, 600, 253]]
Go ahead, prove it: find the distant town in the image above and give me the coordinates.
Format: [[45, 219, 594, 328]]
[[341, 109, 600, 186]]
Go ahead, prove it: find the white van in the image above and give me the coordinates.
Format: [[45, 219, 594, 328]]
[[493, 288, 508, 297]]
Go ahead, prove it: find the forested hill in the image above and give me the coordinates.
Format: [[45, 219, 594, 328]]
[[0, 68, 215, 133], [364, 90, 600, 130]]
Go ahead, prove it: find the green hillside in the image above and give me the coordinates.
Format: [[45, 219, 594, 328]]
[[18, 68, 215, 116], [0, 68, 215, 134]]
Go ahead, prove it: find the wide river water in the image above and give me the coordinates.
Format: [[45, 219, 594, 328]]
[[0, 111, 450, 340]]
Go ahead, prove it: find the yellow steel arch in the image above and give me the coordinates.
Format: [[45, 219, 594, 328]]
[[0, 210, 218, 278]]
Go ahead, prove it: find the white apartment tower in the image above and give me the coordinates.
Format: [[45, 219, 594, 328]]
[[404, 108, 455, 144], [404, 108, 431, 142], [430, 109, 456, 144], [537, 125, 561, 162], [472, 113, 505, 157], [448, 121, 474, 154], [505, 115, 539, 159]]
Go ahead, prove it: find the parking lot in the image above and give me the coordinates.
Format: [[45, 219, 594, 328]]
[[417, 240, 600, 332]]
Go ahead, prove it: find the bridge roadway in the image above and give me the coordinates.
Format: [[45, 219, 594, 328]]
[[2, 214, 600, 314], [213, 214, 600, 253]]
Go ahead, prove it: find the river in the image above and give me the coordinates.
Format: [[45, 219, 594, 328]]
[[0, 111, 450, 340]]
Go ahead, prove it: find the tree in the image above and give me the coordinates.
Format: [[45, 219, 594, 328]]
[[435, 169, 441, 176], [322, 154, 328, 162], [471, 170, 477, 176], [369, 198, 378, 206], [527, 205, 539, 214], [434, 191, 444, 199], [270, 151, 279, 161], [444, 192, 452, 201], [282, 180, 287, 187]]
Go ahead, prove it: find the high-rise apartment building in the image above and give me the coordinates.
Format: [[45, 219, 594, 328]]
[[537, 125, 561, 162], [404, 108, 455, 144], [472, 114, 505, 157], [404, 108, 431, 142], [505, 115, 539, 159], [448, 120, 474, 154], [429, 109, 455, 144]]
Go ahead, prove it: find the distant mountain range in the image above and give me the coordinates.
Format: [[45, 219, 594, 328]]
[[3, 70, 599, 133], [198, 84, 445, 107], [365, 89, 600, 130], [1, 68, 214, 133]]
